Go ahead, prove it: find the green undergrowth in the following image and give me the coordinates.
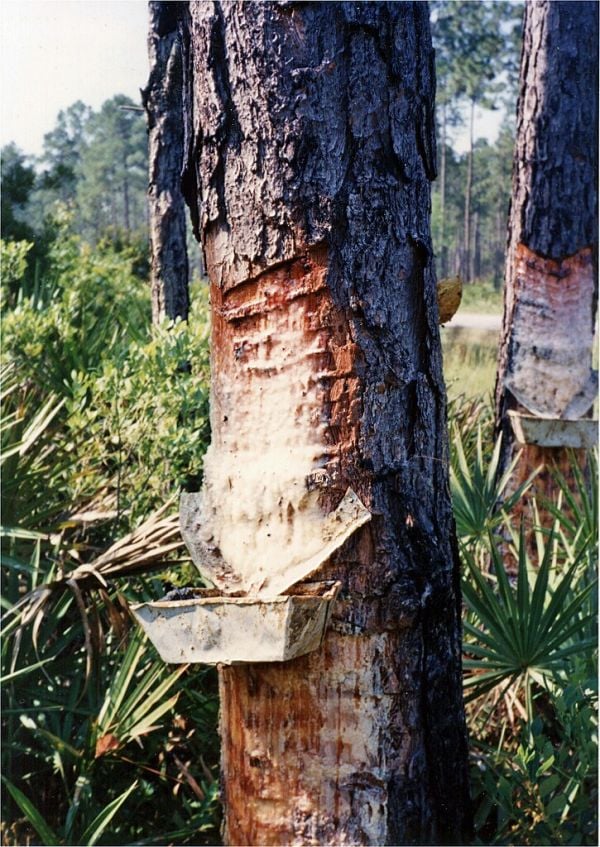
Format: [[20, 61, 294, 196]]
[[460, 277, 505, 314], [1, 229, 219, 845], [451, 394, 598, 845]]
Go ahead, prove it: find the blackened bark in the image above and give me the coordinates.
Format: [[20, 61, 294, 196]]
[[495, 1, 598, 481], [505, 2, 598, 259], [143, 1, 190, 324], [183, 2, 470, 843]]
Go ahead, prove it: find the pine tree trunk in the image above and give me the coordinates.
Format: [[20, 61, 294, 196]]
[[181, 3, 470, 843], [462, 99, 475, 283], [440, 104, 447, 277], [493, 207, 503, 290], [472, 210, 479, 281], [123, 165, 130, 234], [143, 1, 190, 324], [495, 0, 598, 516]]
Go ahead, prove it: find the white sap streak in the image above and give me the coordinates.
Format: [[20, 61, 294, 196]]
[[191, 305, 370, 598]]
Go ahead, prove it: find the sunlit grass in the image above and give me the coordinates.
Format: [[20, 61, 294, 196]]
[[442, 326, 498, 399]]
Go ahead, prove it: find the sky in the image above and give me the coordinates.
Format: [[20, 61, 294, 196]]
[[1, 0, 149, 157], [0, 0, 503, 160]]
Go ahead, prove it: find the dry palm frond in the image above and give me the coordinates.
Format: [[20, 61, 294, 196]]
[[3, 501, 190, 693], [465, 673, 528, 745], [90, 501, 186, 579], [59, 489, 119, 528]]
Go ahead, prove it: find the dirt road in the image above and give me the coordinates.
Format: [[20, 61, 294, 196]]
[[444, 312, 502, 332]]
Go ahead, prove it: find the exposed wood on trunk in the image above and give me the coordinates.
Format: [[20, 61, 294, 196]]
[[495, 0, 598, 524], [505, 245, 596, 420], [182, 2, 470, 843], [143, 1, 190, 324]]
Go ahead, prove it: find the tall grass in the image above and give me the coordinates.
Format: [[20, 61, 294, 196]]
[[460, 278, 504, 314], [442, 326, 499, 399]]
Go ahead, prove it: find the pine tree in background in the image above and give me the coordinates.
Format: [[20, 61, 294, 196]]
[[430, 1, 522, 283], [37, 101, 92, 207], [0, 144, 36, 244], [76, 96, 147, 242], [20, 96, 148, 246]]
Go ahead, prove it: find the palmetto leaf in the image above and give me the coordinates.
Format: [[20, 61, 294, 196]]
[[0, 656, 53, 684], [543, 449, 598, 562], [0, 526, 48, 541], [462, 528, 597, 711], [2, 777, 60, 846], [2, 502, 188, 683], [451, 426, 539, 544], [1, 393, 65, 462], [94, 629, 186, 754], [79, 780, 138, 847]]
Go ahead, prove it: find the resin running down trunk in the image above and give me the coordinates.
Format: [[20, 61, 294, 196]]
[[180, 2, 470, 843]]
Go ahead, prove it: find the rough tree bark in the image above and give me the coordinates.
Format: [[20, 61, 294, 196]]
[[495, 0, 598, 511], [181, 2, 470, 844], [143, 1, 190, 324]]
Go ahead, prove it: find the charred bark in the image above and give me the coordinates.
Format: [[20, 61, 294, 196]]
[[143, 1, 190, 324], [495, 0, 598, 505], [182, 2, 470, 844]]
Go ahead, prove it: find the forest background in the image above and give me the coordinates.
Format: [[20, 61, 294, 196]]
[[1, 2, 597, 846]]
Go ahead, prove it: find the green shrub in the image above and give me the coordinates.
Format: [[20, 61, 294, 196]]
[[2, 226, 210, 535], [471, 670, 598, 845], [0, 240, 32, 309], [2, 225, 150, 396], [62, 296, 210, 531], [460, 278, 504, 314], [2, 228, 217, 845]]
